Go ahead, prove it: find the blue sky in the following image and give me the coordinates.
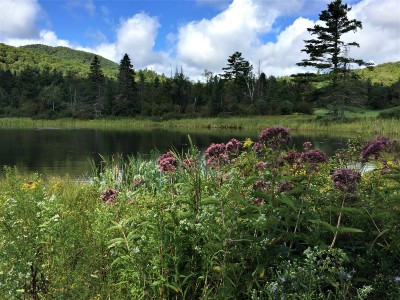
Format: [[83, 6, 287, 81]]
[[1, 0, 399, 79]]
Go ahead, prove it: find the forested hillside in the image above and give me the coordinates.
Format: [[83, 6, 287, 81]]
[[0, 44, 399, 119], [355, 61, 400, 86], [0, 43, 118, 78]]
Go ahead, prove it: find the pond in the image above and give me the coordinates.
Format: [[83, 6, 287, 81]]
[[0, 128, 356, 177]]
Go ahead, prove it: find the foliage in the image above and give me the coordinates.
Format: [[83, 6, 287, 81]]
[[1, 126, 400, 299]]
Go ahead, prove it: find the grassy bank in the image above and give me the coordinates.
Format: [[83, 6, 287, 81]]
[[1, 127, 399, 299], [1, 115, 400, 136]]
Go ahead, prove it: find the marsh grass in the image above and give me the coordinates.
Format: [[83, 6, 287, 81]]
[[1, 115, 399, 136]]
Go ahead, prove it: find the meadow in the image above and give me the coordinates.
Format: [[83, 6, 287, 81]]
[[0, 113, 400, 135], [0, 125, 399, 299]]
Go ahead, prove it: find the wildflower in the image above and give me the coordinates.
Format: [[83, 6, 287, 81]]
[[226, 138, 242, 154], [303, 141, 313, 151], [278, 181, 292, 193], [205, 143, 228, 167], [302, 149, 329, 165], [252, 141, 264, 153], [283, 150, 301, 164], [253, 180, 270, 191], [252, 198, 264, 205], [361, 136, 396, 163], [243, 138, 254, 148], [157, 151, 178, 173], [181, 157, 197, 172], [133, 177, 145, 188], [22, 181, 37, 190], [331, 169, 361, 193], [258, 126, 291, 149], [100, 188, 118, 205], [395, 276, 400, 282], [255, 161, 267, 169]]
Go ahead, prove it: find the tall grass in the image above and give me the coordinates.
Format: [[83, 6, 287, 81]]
[[1, 116, 400, 136]]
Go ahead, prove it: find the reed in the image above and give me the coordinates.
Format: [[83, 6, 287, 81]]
[[0, 116, 399, 136]]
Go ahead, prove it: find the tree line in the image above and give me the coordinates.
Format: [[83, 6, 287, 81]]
[[0, 0, 399, 119]]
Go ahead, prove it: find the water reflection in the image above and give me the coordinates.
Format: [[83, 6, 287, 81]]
[[0, 128, 369, 177]]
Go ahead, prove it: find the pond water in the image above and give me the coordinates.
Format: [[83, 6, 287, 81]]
[[0, 128, 356, 177]]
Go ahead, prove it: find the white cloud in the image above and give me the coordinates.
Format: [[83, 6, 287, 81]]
[[176, 0, 280, 76], [0, 0, 398, 80], [346, 0, 400, 65], [115, 13, 165, 66], [257, 17, 315, 76], [0, 0, 41, 39], [66, 0, 96, 16], [3, 30, 70, 47]]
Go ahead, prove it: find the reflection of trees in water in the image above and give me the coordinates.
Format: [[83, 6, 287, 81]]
[[0, 129, 375, 176]]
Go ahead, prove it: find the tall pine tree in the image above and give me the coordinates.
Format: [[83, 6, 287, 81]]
[[88, 55, 104, 118], [297, 0, 371, 118], [114, 53, 137, 116]]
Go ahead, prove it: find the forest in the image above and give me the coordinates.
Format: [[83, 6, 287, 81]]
[[0, 42, 399, 120]]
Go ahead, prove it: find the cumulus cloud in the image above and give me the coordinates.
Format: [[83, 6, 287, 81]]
[[0, 0, 41, 39], [176, 0, 400, 79], [2, 30, 71, 47], [346, 0, 400, 64], [176, 0, 280, 76], [0, 0, 398, 80]]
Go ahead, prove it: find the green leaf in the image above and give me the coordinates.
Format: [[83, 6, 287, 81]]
[[201, 197, 220, 206], [338, 226, 364, 233]]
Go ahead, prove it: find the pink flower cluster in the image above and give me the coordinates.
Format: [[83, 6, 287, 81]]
[[361, 136, 397, 163], [100, 188, 118, 205], [258, 126, 291, 149], [205, 138, 243, 167], [331, 169, 361, 193], [156, 151, 178, 174]]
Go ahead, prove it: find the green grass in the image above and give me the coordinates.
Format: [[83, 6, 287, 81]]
[[1, 113, 399, 136]]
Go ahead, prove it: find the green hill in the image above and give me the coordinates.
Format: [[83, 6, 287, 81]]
[[0, 43, 119, 78], [354, 61, 400, 86]]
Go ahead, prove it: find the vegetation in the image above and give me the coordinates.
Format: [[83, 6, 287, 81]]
[[1, 126, 399, 299], [0, 1, 399, 120], [1, 113, 400, 136]]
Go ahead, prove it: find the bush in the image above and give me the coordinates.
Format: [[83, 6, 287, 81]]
[[377, 107, 400, 120]]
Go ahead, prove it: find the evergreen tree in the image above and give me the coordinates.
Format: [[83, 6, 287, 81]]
[[88, 55, 104, 118], [297, 0, 369, 76], [297, 0, 371, 118], [222, 52, 253, 105], [114, 53, 137, 116]]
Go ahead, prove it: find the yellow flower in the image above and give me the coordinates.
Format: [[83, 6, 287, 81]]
[[23, 181, 37, 190], [243, 138, 254, 149]]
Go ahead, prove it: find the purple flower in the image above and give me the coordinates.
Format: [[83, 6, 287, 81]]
[[253, 180, 270, 191], [255, 161, 267, 169], [258, 126, 291, 149], [157, 151, 178, 173], [205, 143, 228, 167], [303, 141, 313, 151], [302, 149, 329, 165], [181, 157, 198, 172], [361, 136, 397, 163], [133, 178, 145, 187], [226, 138, 242, 154], [278, 181, 292, 193], [331, 169, 361, 193], [283, 150, 301, 164], [100, 188, 118, 205], [252, 141, 264, 153]]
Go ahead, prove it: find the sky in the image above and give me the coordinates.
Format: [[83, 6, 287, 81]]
[[0, 0, 399, 80]]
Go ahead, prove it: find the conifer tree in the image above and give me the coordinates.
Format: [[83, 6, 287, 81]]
[[114, 53, 137, 116], [88, 55, 104, 118]]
